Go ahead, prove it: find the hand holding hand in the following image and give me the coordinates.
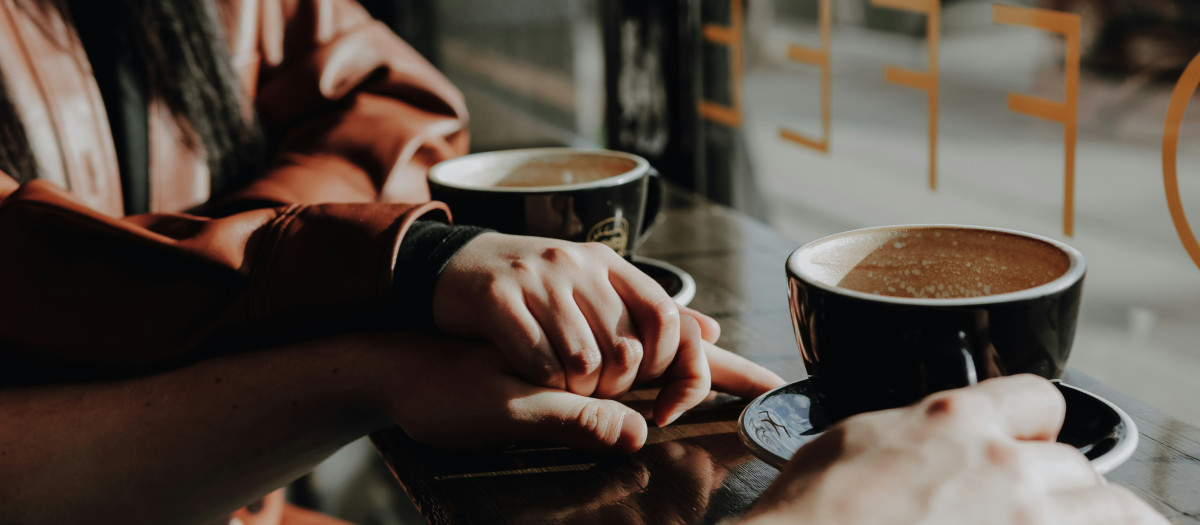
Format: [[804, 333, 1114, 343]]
[[432, 233, 724, 424], [742, 375, 1169, 525], [369, 330, 784, 454]]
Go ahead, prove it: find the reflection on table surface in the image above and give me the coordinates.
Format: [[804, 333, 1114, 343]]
[[375, 391, 764, 524]]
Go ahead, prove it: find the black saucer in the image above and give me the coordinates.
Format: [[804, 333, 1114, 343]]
[[631, 256, 696, 306], [738, 378, 1138, 474]]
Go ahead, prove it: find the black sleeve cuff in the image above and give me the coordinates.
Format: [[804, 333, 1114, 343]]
[[392, 220, 491, 330]]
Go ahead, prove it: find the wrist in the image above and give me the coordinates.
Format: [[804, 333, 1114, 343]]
[[325, 336, 407, 434], [325, 331, 449, 434], [265, 333, 400, 437], [393, 221, 491, 331]]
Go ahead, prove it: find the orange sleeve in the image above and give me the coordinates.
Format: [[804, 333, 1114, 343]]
[[0, 0, 468, 373], [220, 0, 468, 209], [0, 175, 448, 371]]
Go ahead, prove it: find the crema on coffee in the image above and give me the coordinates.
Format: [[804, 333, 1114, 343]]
[[801, 227, 1070, 299], [491, 156, 637, 188]]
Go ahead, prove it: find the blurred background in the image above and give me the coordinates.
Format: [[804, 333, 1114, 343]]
[[307, 0, 1200, 522]]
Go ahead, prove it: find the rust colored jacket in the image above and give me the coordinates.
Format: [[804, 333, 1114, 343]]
[[0, 0, 468, 370]]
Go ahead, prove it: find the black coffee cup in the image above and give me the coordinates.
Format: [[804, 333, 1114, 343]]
[[427, 148, 662, 258], [786, 225, 1086, 422]]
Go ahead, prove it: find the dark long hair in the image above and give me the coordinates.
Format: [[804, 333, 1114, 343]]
[[0, 67, 35, 182], [0, 0, 261, 193]]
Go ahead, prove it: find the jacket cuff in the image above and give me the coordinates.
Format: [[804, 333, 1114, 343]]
[[246, 201, 450, 328], [392, 220, 490, 330]]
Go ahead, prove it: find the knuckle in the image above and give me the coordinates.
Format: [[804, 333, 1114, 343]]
[[499, 318, 542, 347], [1015, 373, 1059, 394], [584, 241, 613, 255], [541, 245, 584, 267], [833, 414, 884, 451], [651, 297, 681, 326], [509, 324, 542, 350], [540, 246, 566, 262], [1050, 441, 1090, 467], [921, 389, 989, 422], [1044, 442, 1095, 481], [525, 356, 563, 386], [564, 347, 603, 376], [984, 439, 1018, 468], [678, 310, 700, 337], [610, 338, 644, 369], [574, 400, 625, 446], [481, 275, 508, 302], [1012, 373, 1055, 390]]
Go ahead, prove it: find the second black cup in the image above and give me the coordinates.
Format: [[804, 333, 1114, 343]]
[[786, 224, 1087, 422]]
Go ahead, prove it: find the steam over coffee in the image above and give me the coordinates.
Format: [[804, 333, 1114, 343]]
[[800, 227, 1070, 299]]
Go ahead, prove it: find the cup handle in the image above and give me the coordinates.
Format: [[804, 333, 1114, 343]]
[[633, 167, 664, 251]]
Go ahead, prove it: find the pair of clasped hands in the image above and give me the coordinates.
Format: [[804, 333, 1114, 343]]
[[390, 233, 1167, 524]]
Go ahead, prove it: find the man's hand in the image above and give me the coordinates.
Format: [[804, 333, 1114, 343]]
[[370, 330, 784, 454], [742, 375, 1169, 525], [432, 233, 725, 425]]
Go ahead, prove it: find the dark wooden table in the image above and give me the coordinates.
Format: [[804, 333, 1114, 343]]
[[373, 188, 1200, 524]]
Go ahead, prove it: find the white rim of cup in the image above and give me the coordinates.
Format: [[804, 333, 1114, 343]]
[[427, 148, 650, 193], [786, 224, 1087, 307]]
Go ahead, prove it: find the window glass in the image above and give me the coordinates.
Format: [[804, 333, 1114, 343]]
[[424, 0, 1200, 426], [730, 0, 1200, 425], [431, 0, 605, 151]]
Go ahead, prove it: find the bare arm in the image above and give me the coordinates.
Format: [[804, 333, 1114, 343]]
[[0, 336, 388, 525], [0, 330, 782, 524]]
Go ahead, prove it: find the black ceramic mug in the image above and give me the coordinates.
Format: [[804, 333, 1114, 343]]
[[427, 148, 661, 258], [786, 225, 1086, 422]]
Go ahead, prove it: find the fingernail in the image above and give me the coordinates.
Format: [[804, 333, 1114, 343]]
[[661, 410, 683, 426], [618, 411, 648, 453]]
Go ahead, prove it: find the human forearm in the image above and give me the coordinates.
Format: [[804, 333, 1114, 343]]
[[0, 327, 785, 524], [0, 336, 390, 524], [0, 179, 447, 367]]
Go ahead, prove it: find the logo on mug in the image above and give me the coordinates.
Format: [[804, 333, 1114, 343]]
[[587, 217, 631, 255]]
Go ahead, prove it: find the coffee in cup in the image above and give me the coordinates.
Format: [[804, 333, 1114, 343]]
[[427, 148, 661, 258], [786, 224, 1086, 421]]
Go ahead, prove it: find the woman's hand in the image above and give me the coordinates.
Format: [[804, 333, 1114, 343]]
[[432, 233, 725, 425], [742, 375, 1169, 525], [368, 331, 783, 453]]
